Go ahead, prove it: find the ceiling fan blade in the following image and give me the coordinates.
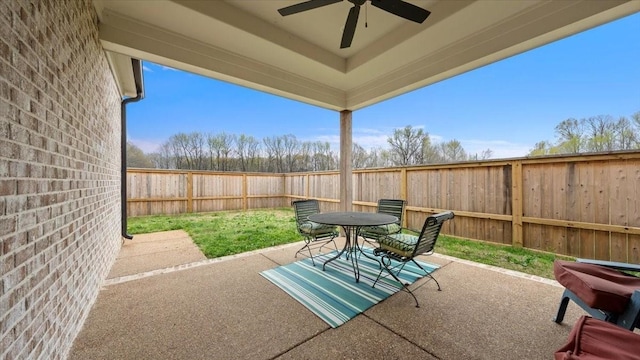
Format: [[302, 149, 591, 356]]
[[278, 0, 343, 16], [370, 0, 431, 23], [340, 5, 360, 48]]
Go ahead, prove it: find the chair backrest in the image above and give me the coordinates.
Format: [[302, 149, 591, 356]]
[[292, 199, 320, 228], [377, 199, 405, 225], [412, 211, 454, 257]]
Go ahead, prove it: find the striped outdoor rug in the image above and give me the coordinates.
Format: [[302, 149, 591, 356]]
[[260, 248, 439, 328]]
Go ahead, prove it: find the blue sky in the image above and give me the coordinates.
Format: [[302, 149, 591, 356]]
[[128, 12, 640, 159]]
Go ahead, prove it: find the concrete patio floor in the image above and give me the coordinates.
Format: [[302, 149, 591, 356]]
[[68, 230, 585, 360]]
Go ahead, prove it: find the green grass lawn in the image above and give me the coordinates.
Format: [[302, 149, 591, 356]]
[[128, 208, 572, 279], [434, 235, 573, 278], [127, 208, 300, 258]]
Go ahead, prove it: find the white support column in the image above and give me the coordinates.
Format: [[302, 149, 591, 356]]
[[340, 110, 352, 212]]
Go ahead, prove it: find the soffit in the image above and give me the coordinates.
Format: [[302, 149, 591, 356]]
[[93, 0, 640, 110]]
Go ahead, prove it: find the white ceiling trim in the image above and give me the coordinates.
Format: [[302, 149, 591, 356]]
[[173, 0, 347, 73], [94, 0, 640, 111], [99, 10, 347, 109], [105, 51, 137, 98]]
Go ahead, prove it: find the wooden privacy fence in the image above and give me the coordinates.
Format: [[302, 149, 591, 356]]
[[128, 151, 640, 262], [126, 170, 286, 216]]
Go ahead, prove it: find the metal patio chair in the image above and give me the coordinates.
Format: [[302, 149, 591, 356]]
[[292, 199, 339, 266], [360, 199, 405, 248], [372, 211, 454, 307]]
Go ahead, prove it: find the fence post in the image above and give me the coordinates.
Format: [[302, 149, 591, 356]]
[[281, 173, 286, 208], [187, 172, 193, 213], [242, 174, 248, 211], [511, 161, 523, 247], [401, 168, 408, 228], [305, 173, 310, 199]]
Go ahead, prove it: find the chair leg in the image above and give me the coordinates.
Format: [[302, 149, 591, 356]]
[[295, 239, 316, 266], [411, 259, 441, 291], [373, 256, 420, 308], [317, 235, 339, 253], [356, 237, 382, 268], [296, 235, 340, 267], [553, 288, 611, 324], [553, 290, 571, 324], [360, 236, 378, 250]]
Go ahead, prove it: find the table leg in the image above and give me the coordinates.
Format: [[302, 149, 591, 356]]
[[323, 225, 361, 282], [322, 225, 349, 272], [349, 226, 360, 282], [354, 227, 382, 267]]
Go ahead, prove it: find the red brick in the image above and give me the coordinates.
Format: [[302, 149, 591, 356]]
[[2, 0, 123, 357], [0, 180, 16, 196], [0, 253, 14, 277], [0, 215, 17, 236], [13, 244, 34, 268]]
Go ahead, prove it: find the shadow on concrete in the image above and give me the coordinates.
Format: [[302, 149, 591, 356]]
[[70, 233, 584, 360]]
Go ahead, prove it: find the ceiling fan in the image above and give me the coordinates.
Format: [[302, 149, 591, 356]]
[[277, 0, 431, 49]]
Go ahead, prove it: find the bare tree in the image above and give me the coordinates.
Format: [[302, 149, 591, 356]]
[[554, 118, 583, 153], [236, 134, 260, 171], [167, 132, 206, 170], [143, 117, 503, 171], [633, 111, 640, 148], [298, 141, 313, 171], [190, 132, 207, 170], [632, 111, 640, 130], [470, 148, 493, 160], [168, 133, 192, 169], [281, 134, 300, 172], [530, 111, 640, 156], [421, 135, 442, 164], [378, 148, 394, 168], [365, 147, 393, 168], [615, 116, 638, 150], [311, 141, 336, 171], [246, 136, 262, 171], [263, 135, 285, 172], [148, 142, 174, 169], [387, 125, 426, 166], [439, 139, 468, 162], [584, 115, 616, 152], [207, 132, 235, 171], [351, 143, 366, 169]]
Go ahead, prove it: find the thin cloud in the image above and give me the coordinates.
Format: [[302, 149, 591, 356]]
[[313, 130, 389, 150], [144, 63, 179, 72], [128, 138, 163, 153], [160, 65, 178, 71], [458, 139, 532, 158]]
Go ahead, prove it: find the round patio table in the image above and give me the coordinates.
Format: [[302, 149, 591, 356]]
[[308, 212, 398, 282]]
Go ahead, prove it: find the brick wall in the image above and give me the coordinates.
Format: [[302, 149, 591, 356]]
[[0, 0, 123, 358]]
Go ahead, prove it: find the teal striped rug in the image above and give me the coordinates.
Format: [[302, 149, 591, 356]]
[[260, 248, 439, 328]]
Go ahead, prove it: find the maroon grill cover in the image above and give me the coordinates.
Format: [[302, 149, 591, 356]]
[[554, 260, 640, 313], [554, 316, 640, 360]]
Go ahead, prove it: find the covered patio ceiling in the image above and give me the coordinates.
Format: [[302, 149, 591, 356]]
[[96, 0, 639, 213], [94, 0, 639, 111]]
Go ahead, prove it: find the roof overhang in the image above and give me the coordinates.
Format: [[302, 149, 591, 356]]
[[94, 0, 640, 110], [105, 51, 145, 99]]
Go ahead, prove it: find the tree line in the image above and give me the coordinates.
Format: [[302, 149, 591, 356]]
[[127, 111, 640, 172], [127, 126, 491, 171], [529, 111, 640, 156]]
